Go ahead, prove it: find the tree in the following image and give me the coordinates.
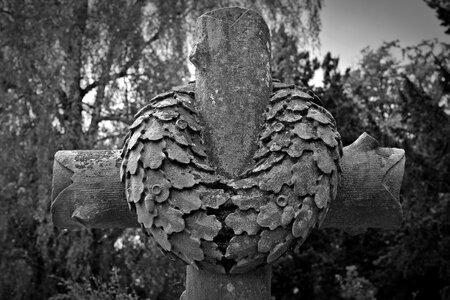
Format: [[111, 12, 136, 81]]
[[0, 1, 323, 299], [424, 0, 450, 34], [269, 37, 450, 299]]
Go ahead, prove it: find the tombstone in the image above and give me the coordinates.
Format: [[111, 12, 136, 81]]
[[51, 7, 405, 300]]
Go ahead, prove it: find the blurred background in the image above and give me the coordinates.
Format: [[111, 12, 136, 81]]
[[0, 0, 449, 299]]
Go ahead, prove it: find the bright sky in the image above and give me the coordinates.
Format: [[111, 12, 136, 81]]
[[311, 0, 449, 85]]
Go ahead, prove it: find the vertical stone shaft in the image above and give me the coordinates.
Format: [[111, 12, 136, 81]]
[[189, 7, 271, 178], [186, 7, 272, 300], [184, 265, 271, 300]]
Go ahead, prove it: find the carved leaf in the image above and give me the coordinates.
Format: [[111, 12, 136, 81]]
[[317, 125, 338, 147], [199, 241, 225, 273], [153, 110, 179, 121], [225, 235, 258, 261], [311, 142, 335, 174], [186, 211, 222, 241], [141, 119, 165, 141], [252, 153, 285, 173], [272, 82, 294, 92], [259, 121, 282, 141], [163, 163, 196, 189], [127, 168, 145, 203], [150, 227, 171, 251], [267, 235, 293, 264], [150, 91, 174, 102], [172, 132, 190, 149], [307, 107, 332, 125], [314, 175, 330, 209], [180, 113, 201, 132], [135, 201, 157, 228], [284, 137, 311, 158], [257, 227, 287, 253], [253, 146, 270, 160], [286, 99, 310, 112], [144, 169, 171, 203], [191, 157, 215, 173], [267, 132, 292, 151], [191, 170, 223, 185], [198, 187, 229, 209], [170, 232, 204, 264], [154, 204, 185, 234], [290, 90, 313, 100], [144, 194, 156, 213], [276, 111, 303, 123], [265, 101, 285, 120], [120, 160, 127, 182], [229, 177, 259, 190], [201, 241, 223, 260], [291, 153, 319, 196], [225, 210, 260, 235], [292, 198, 315, 238], [141, 140, 166, 169], [256, 202, 282, 230], [129, 115, 146, 130], [191, 143, 208, 158], [270, 89, 291, 103], [331, 170, 338, 200], [231, 189, 269, 211], [292, 209, 313, 238], [166, 140, 191, 164], [134, 104, 153, 119], [169, 189, 202, 213], [174, 86, 195, 98], [127, 123, 145, 150], [126, 143, 143, 175], [259, 158, 293, 193], [281, 206, 295, 227], [292, 122, 316, 140], [153, 98, 178, 108]]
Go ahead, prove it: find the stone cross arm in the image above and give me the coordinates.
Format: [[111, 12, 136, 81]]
[[51, 132, 405, 233]]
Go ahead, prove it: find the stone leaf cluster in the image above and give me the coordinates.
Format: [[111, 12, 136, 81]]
[[121, 81, 342, 274]]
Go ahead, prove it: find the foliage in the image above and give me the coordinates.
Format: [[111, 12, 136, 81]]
[[335, 265, 377, 300], [49, 268, 139, 300], [424, 0, 450, 34], [0, 1, 322, 299], [272, 39, 450, 299]]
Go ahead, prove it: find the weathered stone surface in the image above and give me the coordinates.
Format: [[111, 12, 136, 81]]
[[225, 210, 260, 235], [170, 232, 204, 264], [190, 7, 271, 177], [320, 133, 405, 232], [186, 212, 222, 241], [169, 190, 202, 214], [52, 133, 404, 231]]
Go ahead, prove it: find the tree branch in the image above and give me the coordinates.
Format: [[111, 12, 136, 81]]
[[80, 30, 160, 99], [96, 115, 130, 124]]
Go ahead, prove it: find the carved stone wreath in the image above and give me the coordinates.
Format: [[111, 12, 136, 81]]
[[121, 80, 342, 274]]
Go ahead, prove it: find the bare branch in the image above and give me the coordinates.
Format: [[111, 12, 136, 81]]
[[97, 115, 130, 124], [80, 30, 160, 99]]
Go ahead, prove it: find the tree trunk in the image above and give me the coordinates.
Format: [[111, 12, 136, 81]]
[[65, 0, 88, 149]]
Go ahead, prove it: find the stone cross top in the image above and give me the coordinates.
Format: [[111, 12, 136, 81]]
[[51, 7, 405, 300]]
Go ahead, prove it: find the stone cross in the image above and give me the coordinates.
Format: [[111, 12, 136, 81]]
[[51, 7, 405, 300]]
